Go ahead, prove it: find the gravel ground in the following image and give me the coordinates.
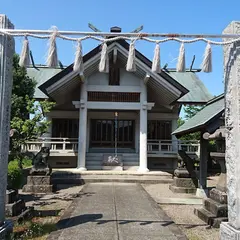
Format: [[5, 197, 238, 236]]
[[160, 204, 220, 240], [143, 175, 220, 240]]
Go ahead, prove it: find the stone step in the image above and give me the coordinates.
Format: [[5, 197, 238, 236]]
[[123, 161, 139, 166], [169, 185, 196, 194], [52, 174, 173, 185], [86, 165, 102, 170], [194, 207, 215, 225], [86, 160, 102, 165], [211, 217, 228, 228], [209, 188, 227, 204], [203, 198, 228, 217]]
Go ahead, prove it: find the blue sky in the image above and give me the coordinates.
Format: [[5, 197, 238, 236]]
[[2, 0, 240, 97]]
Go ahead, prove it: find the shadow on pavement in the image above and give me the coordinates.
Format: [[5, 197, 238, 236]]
[[58, 214, 103, 229]]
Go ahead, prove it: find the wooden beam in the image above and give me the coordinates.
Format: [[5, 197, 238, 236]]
[[113, 48, 117, 64], [79, 73, 85, 82], [143, 74, 150, 84]]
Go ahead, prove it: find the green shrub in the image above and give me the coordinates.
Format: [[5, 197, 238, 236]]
[[8, 160, 23, 189], [22, 157, 32, 168]]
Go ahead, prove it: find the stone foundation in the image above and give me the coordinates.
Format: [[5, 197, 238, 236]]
[[5, 189, 26, 217], [22, 176, 54, 193], [170, 168, 198, 194], [220, 222, 240, 239], [194, 187, 228, 228]]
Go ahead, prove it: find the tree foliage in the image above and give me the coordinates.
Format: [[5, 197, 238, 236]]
[[10, 54, 55, 163], [178, 105, 204, 140]]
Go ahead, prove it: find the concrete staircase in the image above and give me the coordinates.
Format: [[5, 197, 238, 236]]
[[52, 170, 173, 185], [86, 152, 139, 170]]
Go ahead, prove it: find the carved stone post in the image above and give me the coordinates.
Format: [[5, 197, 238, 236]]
[[220, 21, 240, 239], [0, 14, 14, 237]]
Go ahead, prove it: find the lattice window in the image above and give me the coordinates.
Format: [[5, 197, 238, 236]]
[[147, 120, 171, 140], [88, 92, 140, 102]]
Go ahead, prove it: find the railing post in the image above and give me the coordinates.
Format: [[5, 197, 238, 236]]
[[63, 138, 66, 151]]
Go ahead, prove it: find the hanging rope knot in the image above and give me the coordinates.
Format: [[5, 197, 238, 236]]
[[73, 39, 84, 74], [126, 40, 136, 72], [176, 43, 186, 72], [19, 35, 30, 67], [46, 26, 59, 67], [99, 41, 109, 73], [152, 42, 161, 73], [201, 41, 212, 72]]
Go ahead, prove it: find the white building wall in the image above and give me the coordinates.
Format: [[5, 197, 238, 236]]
[[88, 72, 108, 85], [120, 70, 140, 86]]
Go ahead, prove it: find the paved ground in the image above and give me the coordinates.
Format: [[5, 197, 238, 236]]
[[47, 183, 187, 240]]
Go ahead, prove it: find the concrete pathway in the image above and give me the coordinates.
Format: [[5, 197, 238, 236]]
[[48, 183, 187, 240]]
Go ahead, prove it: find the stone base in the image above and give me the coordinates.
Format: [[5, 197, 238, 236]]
[[173, 177, 198, 188], [169, 185, 197, 194], [220, 222, 240, 239], [210, 188, 227, 204], [102, 166, 123, 171], [0, 220, 13, 239], [22, 184, 53, 193], [196, 188, 209, 198], [137, 167, 150, 173], [5, 199, 26, 217], [30, 166, 52, 175], [6, 189, 18, 204], [174, 168, 191, 178], [194, 207, 228, 228], [22, 175, 54, 193], [170, 177, 197, 194], [77, 167, 87, 171], [194, 188, 228, 228]]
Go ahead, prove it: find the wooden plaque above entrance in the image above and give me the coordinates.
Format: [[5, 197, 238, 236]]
[[88, 92, 140, 102]]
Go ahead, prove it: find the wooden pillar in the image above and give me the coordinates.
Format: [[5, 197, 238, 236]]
[[0, 15, 14, 237], [220, 21, 240, 239]]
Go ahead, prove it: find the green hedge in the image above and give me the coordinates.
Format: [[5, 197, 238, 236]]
[[8, 160, 23, 189]]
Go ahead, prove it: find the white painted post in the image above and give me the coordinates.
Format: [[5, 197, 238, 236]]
[[138, 80, 149, 172], [0, 15, 14, 237], [172, 119, 179, 170], [77, 81, 87, 170], [220, 21, 240, 239]]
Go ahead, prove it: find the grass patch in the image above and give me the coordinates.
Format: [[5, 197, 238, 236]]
[[10, 217, 58, 240]]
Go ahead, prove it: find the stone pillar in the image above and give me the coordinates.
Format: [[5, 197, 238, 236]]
[[196, 134, 208, 198], [138, 80, 149, 172], [220, 21, 240, 239], [77, 81, 87, 170], [0, 15, 14, 237]]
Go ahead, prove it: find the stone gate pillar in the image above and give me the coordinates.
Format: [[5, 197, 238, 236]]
[[0, 15, 15, 238], [220, 21, 240, 239]]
